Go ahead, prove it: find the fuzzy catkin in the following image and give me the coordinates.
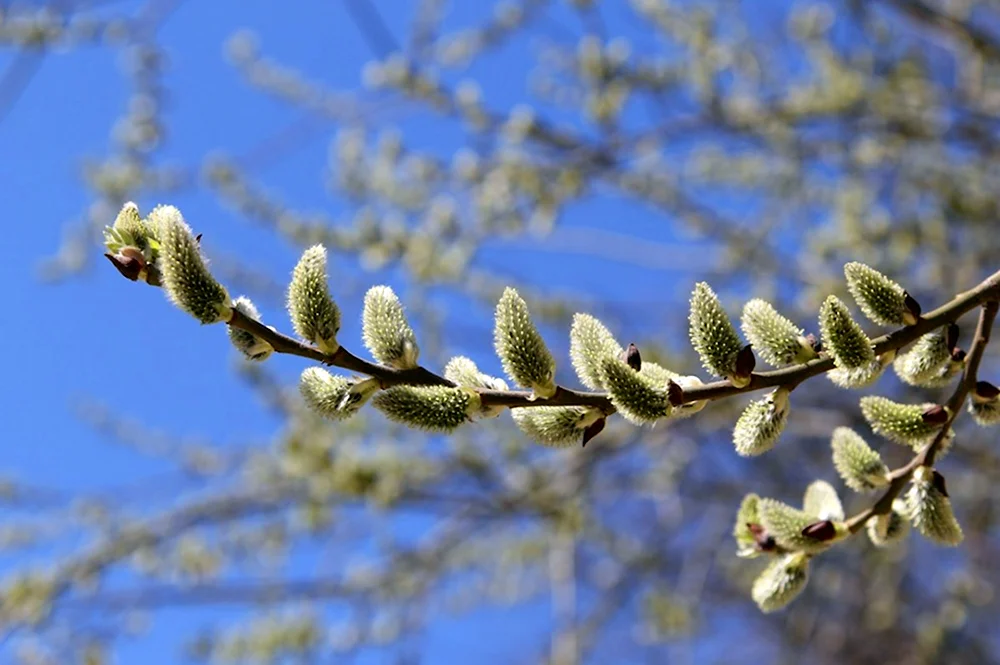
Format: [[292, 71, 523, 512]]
[[752, 552, 810, 613], [362, 286, 419, 368], [819, 295, 873, 370], [757, 499, 832, 554], [511, 406, 602, 447], [893, 327, 952, 386], [905, 466, 963, 546], [373, 385, 480, 433], [228, 297, 273, 361], [287, 245, 341, 354], [830, 427, 889, 492], [740, 299, 816, 367], [844, 262, 913, 326], [569, 313, 623, 390], [688, 282, 745, 383], [493, 288, 556, 398], [155, 206, 231, 324], [860, 396, 941, 447], [732, 388, 790, 456], [601, 356, 672, 425]]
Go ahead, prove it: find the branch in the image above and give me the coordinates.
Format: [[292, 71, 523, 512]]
[[227, 268, 1000, 413], [846, 299, 999, 534]]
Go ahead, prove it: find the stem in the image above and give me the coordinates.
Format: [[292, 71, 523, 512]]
[[845, 299, 999, 534], [227, 268, 1000, 414]]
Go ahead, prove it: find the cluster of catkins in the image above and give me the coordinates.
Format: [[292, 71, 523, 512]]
[[104, 203, 1000, 613]]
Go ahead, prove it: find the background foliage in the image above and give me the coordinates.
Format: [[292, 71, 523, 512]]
[[2, 0, 1000, 663]]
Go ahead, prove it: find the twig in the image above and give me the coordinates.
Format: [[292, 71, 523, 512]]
[[226, 268, 1000, 414], [845, 299, 1000, 534]]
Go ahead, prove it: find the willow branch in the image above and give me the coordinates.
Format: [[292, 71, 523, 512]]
[[845, 299, 999, 534], [227, 268, 1000, 413]]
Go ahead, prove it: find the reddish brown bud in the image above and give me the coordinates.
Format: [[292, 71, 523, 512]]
[[946, 323, 960, 353], [975, 381, 1000, 400], [902, 292, 922, 325], [667, 380, 685, 407], [801, 520, 838, 542], [921, 405, 950, 426], [951, 348, 967, 362], [931, 469, 949, 498], [581, 417, 606, 448], [621, 343, 642, 372], [734, 344, 756, 380], [104, 252, 143, 281]]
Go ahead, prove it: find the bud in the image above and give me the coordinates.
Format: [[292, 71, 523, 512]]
[[819, 295, 874, 373], [114, 201, 147, 242], [867, 499, 911, 547], [228, 297, 274, 361], [733, 493, 769, 558], [740, 299, 818, 367], [732, 387, 790, 456], [622, 343, 642, 371], [893, 326, 954, 387], [758, 498, 834, 554], [494, 288, 557, 398], [830, 427, 890, 492], [905, 466, 963, 546], [372, 385, 480, 433], [600, 356, 672, 425], [155, 206, 231, 324], [860, 396, 943, 448], [569, 313, 623, 390], [362, 285, 419, 369], [688, 282, 746, 386], [968, 381, 1000, 426], [844, 262, 919, 326], [104, 251, 144, 281], [444, 356, 509, 419], [658, 372, 706, 418], [299, 367, 378, 420], [511, 406, 604, 447], [287, 245, 341, 354], [752, 552, 810, 613], [104, 201, 156, 258]]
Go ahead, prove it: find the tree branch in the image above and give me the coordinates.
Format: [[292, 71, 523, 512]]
[[227, 268, 1000, 414], [846, 299, 999, 534]]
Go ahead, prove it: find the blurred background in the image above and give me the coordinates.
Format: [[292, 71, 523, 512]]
[[2, 0, 1000, 663]]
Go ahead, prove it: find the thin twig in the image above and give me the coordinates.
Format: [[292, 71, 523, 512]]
[[845, 299, 999, 533], [226, 268, 1000, 414]]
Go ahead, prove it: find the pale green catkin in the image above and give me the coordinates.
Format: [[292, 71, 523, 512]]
[[844, 262, 913, 326], [287, 245, 341, 354], [569, 313, 623, 390], [819, 295, 873, 370], [511, 406, 603, 447], [228, 297, 274, 361], [493, 288, 557, 398], [155, 205, 231, 324], [373, 385, 480, 433], [689, 282, 744, 383], [362, 285, 419, 368], [741, 299, 817, 366], [830, 427, 889, 492], [752, 552, 810, 613]]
